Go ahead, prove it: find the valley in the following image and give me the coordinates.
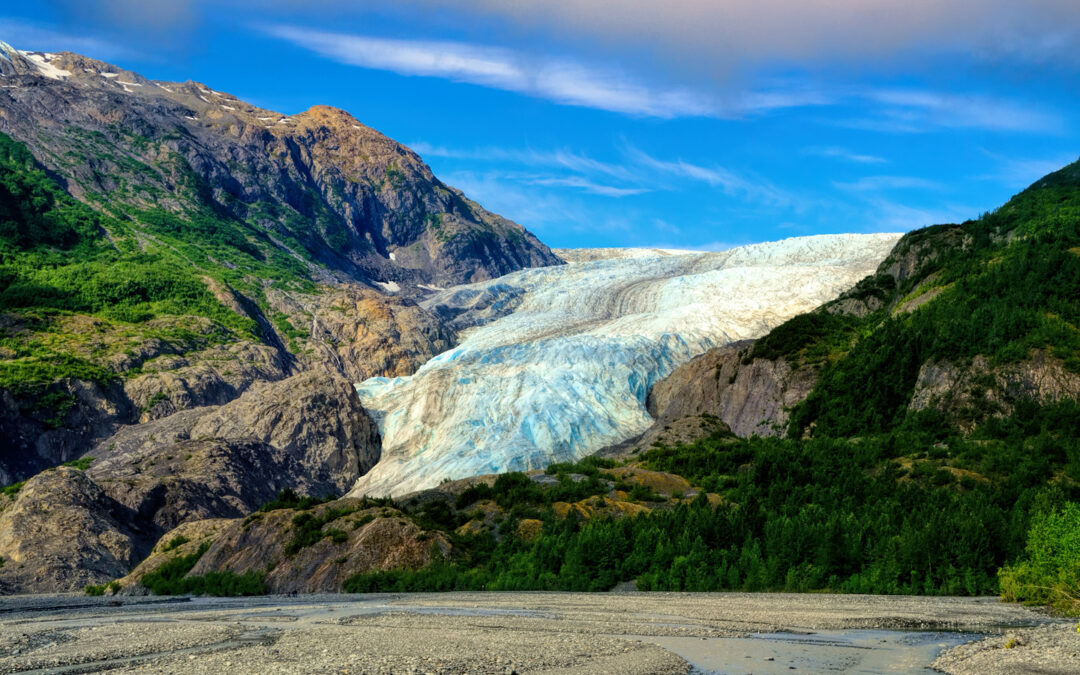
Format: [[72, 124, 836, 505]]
[[0, 35, 1077, 663], [351, 234, 899, 496], [0, 591, 1069, 674]]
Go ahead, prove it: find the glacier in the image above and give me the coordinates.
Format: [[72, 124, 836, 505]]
[[348, 233, 901, 497]]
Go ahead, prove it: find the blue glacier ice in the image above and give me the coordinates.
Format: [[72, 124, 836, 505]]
[[349, 234, 901, 497]]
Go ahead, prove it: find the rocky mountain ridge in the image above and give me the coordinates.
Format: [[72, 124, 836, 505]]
[[0, 41, 555, 484], [0, 43, 560, 288]]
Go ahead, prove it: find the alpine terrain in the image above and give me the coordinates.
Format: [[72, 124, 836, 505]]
[[0, 43, 898, 594]]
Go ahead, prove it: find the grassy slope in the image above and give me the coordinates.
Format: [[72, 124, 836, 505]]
[[0, 131, 315, 423]]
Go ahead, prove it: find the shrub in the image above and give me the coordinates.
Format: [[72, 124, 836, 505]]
[[258, 488, 337, 512], [999, 502, 1080, 615], [162, 535, 190, 552]]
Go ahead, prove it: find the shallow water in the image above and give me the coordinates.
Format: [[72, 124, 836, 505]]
[[654, 629, 980, 674]]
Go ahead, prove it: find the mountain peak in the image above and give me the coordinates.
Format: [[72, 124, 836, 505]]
[[0, 41, 561, 289]]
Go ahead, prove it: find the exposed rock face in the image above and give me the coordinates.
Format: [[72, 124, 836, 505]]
[[0, 468, 147, 593], [0, 45, 561, 288], [272, 286, 456, 383], [0, 379, 134, 486], [89, 439, 301, 534], [0, 369, 382, 593], [123, 341, 295, 423], [647, 341, 818, 438], [188, 370, 381, 492], [92, 370, 381, 499], [909, 351, 1080, 426], [120, 501, 450, 594]]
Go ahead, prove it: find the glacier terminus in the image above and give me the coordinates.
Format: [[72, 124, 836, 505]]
[[349, 233, 902, 497]]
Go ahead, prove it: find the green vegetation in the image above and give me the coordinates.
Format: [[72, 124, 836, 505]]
[[258, 488, 338, 512], [784, 163, 1080, 438], [1, 481, 24, 498], [162, 534, 190, 552], [287, 505, 357, 555], [339, 164, 1080, 598], [84, 580, 120, 596], [1000, 502, 1080, 616], [62, 456, 94, 471], [0, 132, 270, 414], [140, 542, 266, 596]]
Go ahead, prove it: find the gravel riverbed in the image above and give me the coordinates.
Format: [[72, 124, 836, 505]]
[[0, 592, 1072, 674]]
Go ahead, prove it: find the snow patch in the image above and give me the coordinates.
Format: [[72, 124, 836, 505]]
[[388, 251, 397, 261], [417, 284, 446, 292], [374, 280, 401, 293], [100, 72, 119, 78], [20, 52, 70, 80]]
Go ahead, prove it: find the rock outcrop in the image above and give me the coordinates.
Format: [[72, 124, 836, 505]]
[[0, 468, 148, 593], [89, 439, 302, 534], [92, 370, 380, 500], [647, 341, 818, 438], [120, 500, 450, 594]]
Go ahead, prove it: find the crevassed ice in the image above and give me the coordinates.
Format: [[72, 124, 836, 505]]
[[349, 233, 901, 497]]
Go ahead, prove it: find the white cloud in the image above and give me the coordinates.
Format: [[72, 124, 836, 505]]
[[624, 146, 795, 206], [407, 142, 639, 182], [265, 26, 723, 118], [263, 26, 847, 120], [805, 146, 888, 164], [521, 175, 649, 197], [833, 176, 943, 192], [863, 90, 1064, 134], [0, 18, 138, 60]]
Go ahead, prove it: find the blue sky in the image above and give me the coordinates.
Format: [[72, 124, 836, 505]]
[[4, 1, 1080, 250]]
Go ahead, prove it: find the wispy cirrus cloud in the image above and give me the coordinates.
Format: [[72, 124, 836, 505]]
[[623, 146, 796, 206], [520, 175, 649, 197], [407, 142, 639, 182], [416, 138, 796, 206], [843, 90, 1064, 134], [266, 26, 1062, 135], [833, 175, 943, 192], [804, 146, 888, 164], [263, 26, 723, 118]]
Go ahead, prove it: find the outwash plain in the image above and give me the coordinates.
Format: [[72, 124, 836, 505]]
[[0, 592, 1076, 674]]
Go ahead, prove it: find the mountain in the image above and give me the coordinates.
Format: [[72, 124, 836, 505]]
[[348, 234, 899, 496], [0, 44, 559, 287], [113, 158, 1080, 601], [0, 42, 558, 484], [640, 158, 1080, 447]]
